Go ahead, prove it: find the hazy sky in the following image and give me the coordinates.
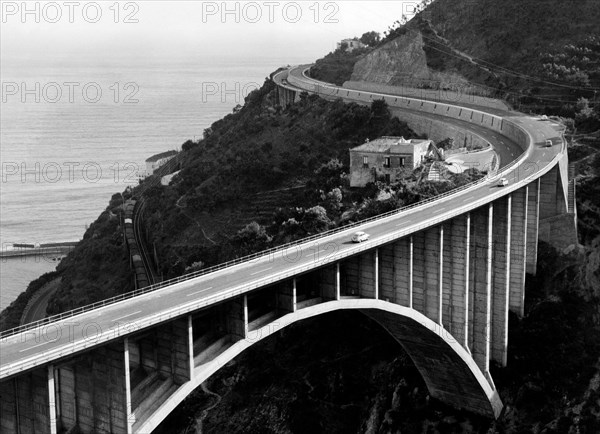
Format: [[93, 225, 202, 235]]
[[1, 1, 416, 64]]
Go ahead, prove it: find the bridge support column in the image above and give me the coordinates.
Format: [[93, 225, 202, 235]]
[[359, 251, 376, 298], [470, 204, 493, 375], [47, 365, 57, 434], [336, 263, 341, 299], [412, 232, 426, 314], [319, 264, 339, 301], [526, 180, 540, 275], [158, 318, 191, 385], [127, 318, 191, 432], [374, 249, 379, 299], [188, 316, 195, 379], [408, 237, 413, 308], [124, 338, 133, 434], [438, 226, 444, 325], [379, 237, 412, 306], [52, 341, 129, 434], [538, 162, 578, 249], [491, 196, 511, 367], [442, 214, 470, 349], [509, 187, 528, 317], [276, 280, 297, 313], [340, 252, 376, 298], [539, 165, 567, 219], [226, 296, 248, 340], [412, 227, 442, 323], [0, 367, 52, 434]]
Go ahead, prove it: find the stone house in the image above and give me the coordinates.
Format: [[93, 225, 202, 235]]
[[337, 38, 366, 52], [349, 136, 434, 187]]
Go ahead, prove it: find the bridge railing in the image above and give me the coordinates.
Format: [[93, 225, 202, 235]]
[[0, 81, 565, 341]]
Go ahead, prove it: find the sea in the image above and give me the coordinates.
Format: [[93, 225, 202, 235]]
[[0, 55, 309, 311]]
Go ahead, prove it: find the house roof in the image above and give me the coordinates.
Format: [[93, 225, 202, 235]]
[[146, 150, 177, 163], [351, 136, 431, 154]]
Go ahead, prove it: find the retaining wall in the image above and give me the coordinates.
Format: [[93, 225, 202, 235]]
[[287, 70, 531, 156], [343, 80, 511, 112]]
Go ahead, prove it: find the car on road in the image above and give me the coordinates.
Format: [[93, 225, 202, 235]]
[[543, 139, 553, 147], [351, 231, 370, 243], [497, 177, 509, 187]]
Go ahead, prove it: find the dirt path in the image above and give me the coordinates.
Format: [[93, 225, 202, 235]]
[[192, 382, 222, 433]]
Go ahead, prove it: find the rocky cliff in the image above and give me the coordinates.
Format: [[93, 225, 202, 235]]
[[349, 29, 431, 86]]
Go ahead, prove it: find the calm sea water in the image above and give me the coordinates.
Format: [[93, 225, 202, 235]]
[[0, 55, 307, 311]]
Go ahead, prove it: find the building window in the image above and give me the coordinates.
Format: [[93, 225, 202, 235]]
[[363, 156, 369, 167], [399, 157, 405, 167], [384, 157, 391, 168]]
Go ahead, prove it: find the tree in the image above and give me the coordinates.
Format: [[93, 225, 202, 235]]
[[234, 222, 272, 254], [302, 206, 332, 234], [576, 97, 594, 120], [371, 99, 390, 119], [324, 188, 343, 216], [360, 31, 381, 47]]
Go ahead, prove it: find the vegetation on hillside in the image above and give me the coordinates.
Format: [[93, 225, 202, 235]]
[[0, 270, 60, 331], [141, 88, 477, 280], [415, 0, 600, 111], [4, 3, 600, 430], [46, 193, 134, 315], [310, 0, 600, 115], [157, 136, 600, 434], [24, 83, 422, 315], [20, 78, 486, 320], [308, 45, 373, 85]]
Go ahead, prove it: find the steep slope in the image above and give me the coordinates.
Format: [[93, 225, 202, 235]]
[[33, 80, 418, 314], [420, 0, 599, 82], [350, 29, 431, 85], [338, 0, 600, 111]]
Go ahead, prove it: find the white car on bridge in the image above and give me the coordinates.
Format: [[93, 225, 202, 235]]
[[351, 231, 370, 243]]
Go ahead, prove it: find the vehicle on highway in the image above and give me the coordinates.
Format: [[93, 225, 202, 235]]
[[543, 139, 553, 147], [497, 177, 509, 187], [351, 231, 370, 243]]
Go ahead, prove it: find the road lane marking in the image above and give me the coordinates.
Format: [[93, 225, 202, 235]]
[[19, 341, 51, 352], [250, 267, 273, 276], [186, 287, 213, 297], [113, 311, 142, 322]]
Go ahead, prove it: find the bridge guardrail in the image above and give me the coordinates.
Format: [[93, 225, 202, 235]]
[[0, 74, 564, 341]]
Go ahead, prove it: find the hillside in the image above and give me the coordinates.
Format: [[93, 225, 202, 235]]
[[30, 81, 422, 317], [3, 1, 599, 431], [312, 0, 600, 113], [159, 138, 600, 434]]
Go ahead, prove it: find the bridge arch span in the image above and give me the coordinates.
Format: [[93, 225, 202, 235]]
[[138, 299, 502, 433]]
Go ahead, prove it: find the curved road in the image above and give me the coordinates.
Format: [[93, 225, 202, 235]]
[[0, 66, 565, 380], [20, 278, 61, 324]]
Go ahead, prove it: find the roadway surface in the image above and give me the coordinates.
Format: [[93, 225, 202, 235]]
[[0, 66, 564, 379], [20, 278, 61, 325]]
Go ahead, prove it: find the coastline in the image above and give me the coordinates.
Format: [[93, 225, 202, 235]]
[[0, 259, 61, 329], [0, 243, 77, 259]]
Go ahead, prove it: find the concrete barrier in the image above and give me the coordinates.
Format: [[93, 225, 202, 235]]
[[342, 81, 511, 112], [287, 67, 529, 155]]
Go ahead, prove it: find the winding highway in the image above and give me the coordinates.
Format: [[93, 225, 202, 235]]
[[0, 65, 565, 380]]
